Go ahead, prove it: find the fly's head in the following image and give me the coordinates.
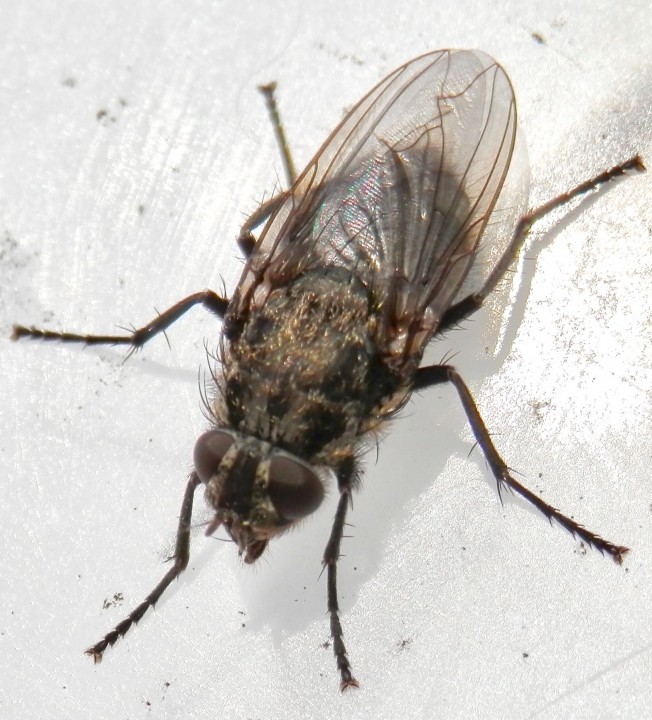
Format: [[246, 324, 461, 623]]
[[194, 429, 325, 563]]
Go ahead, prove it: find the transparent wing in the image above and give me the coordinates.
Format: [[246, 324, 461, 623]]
[[232, 49, 516, 362]]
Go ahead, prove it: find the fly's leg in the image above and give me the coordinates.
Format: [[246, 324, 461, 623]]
[[439, 156, 645, 331], [86, 473, 202, 662], [237, 82, 297, 256], [237, 190, 291, 256], [414, 365, 629, 564], [11, 290, 228, 351], [322, 456, 359, 690], [258, 82, 297, 187], [14, 86, 296, 343]]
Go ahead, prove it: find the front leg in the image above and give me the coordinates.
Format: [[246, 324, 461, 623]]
[[86, 472, 202, 661], [323, 455, 360, 690]]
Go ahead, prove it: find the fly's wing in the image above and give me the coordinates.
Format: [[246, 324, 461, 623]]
[[232, 49, 516, 364]]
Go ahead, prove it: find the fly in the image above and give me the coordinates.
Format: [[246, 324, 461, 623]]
[[12, 49, 645, 689]]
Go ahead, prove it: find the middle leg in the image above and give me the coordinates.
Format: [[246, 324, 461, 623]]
[[12, 290, 229, 351], [414, 364, 629, 564]]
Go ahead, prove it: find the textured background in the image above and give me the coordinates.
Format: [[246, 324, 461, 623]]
[[1, 1, 651, 718]]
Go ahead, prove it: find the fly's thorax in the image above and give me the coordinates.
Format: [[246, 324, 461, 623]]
[[219, 270, 409, 464], [194, 429, 324, 563]]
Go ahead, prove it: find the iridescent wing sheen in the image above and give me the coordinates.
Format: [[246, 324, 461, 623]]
[[231, 49, 517, 363]]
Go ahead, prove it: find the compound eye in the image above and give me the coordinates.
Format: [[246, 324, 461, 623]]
[[194, 430, 235, 484], [267, 455, 324, 522]]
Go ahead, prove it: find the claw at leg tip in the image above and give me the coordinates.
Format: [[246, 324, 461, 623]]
[[85, 648, 103, 664], [340, 677, 360, 692]]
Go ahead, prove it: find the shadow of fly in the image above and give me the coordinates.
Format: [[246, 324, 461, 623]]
[[12, 49, 645, 689]]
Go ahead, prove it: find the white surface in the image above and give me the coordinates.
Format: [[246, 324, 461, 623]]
[[1, 1, 651, 719]]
